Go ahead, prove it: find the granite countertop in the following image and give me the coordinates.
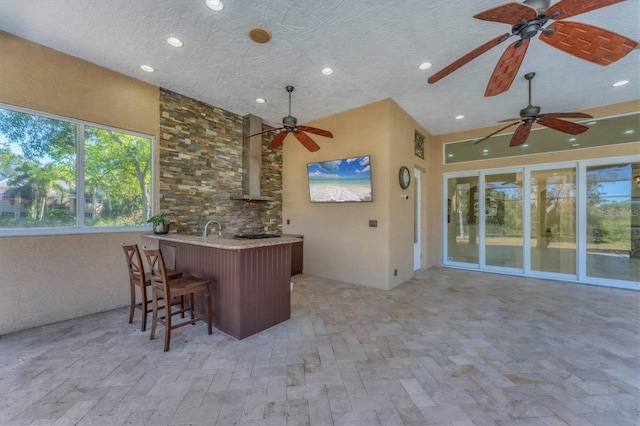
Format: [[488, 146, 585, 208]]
[[144, 233, 302, 250]]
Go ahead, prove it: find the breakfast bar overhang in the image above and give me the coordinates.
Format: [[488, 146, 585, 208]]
[[143, 233, 302, 339]]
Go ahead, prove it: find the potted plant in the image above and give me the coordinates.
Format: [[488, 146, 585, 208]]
[[147, 211, 170, 234]]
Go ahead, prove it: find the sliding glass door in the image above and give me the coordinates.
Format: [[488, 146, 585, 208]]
[[530, 167, 577, 276], [585, 161, 640, 283], [485, 172, 523, 270], [445, 175, 479, 265], [442, 156, 640, 289]]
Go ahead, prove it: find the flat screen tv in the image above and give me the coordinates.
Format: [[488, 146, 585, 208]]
[[307, 155, 373, 203]]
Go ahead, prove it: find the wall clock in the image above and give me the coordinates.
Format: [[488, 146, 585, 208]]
[[399, 166, 410, 189]]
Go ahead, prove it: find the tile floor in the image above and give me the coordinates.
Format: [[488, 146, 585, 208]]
[[0, 268, 638, 425]]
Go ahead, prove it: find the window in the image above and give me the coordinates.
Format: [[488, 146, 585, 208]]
[[0, 104, 153, 234]]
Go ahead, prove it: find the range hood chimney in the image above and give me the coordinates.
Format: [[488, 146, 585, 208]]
[[231, 114, 276, 201]]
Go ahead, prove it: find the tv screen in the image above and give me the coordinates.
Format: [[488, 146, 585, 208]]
[[307, 155, 373, 203]]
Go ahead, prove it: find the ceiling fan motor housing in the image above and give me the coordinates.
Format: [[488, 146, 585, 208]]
[[282, 115, 297, 130], [521, 105, 541, 118]]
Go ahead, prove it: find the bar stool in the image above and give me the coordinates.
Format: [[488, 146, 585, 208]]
[[142, 247, 213, 352], [121, 243, 183, 331]]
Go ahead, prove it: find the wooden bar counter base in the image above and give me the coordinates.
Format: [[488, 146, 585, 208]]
[[143, 234, 302, 340]]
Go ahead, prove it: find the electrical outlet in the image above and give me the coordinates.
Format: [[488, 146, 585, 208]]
[[394, 269, 397, 276], [287, 219, 290, 225]]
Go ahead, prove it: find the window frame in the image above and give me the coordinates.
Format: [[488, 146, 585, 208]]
[[0, 103, 155, 237]]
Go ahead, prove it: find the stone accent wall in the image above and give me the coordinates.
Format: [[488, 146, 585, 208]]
[[159, 88, 282, 236]]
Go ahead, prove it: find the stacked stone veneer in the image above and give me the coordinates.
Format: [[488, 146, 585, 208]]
[[159, 88, 282, 236]]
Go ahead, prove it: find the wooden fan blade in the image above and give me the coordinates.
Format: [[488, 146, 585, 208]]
[[267, 131, 288, 150], [293, 131, 321, 152], [538, 112, 593, 119], [537, 116, 589, 135], [540, 21, 638, 65], [428, 33, 510, 84], [474, 121, 520, 144], [485, 39, 529, 97], [297, 125, 333, 138], [245, 127, 283, 139], [474, 2, 537, 25], [510, 123, 532, 147], [546, 0, 626, 20]]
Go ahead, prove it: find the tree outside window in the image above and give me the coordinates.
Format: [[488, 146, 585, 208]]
[[0, 107, 152, 231]]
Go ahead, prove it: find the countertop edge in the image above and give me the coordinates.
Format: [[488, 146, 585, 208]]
[[143, 233, 302, 250]]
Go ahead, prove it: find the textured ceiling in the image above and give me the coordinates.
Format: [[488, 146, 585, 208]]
[[0, 0, 638, 136]]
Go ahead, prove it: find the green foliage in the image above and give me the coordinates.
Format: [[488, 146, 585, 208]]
[[147, 211, 169, 226], [0, 107, 151, 229]]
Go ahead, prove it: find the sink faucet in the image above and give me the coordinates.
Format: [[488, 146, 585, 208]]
[[203, 220, 222, 238]]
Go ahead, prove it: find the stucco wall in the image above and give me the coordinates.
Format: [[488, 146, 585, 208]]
[[282, 99, 430, 290], [0, 31, 159, 335]]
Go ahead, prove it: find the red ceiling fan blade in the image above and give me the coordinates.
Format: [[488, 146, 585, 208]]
[[510, 123, 532, 147], [537, 116, 589, 135], [474, 121, 520, 144], [485, 38, 529, 97], [245, 126, 283, 139], [428, 33, 510, 84], [293, 131, 321, 152], [267, 131, 288, 150], [540, 21, 638, 65], [538, 112, 593, 119], [546, 0, 626, 20], [473, 2, 537, 24], [297, 125, 333, 138]]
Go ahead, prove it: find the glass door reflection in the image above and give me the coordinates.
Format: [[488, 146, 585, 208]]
[[530, 168, 577, 276], [446, 175, 479, 265], [485, 172, 523, 269]]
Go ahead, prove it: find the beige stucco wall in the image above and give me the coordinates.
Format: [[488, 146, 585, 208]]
[[0, 31, 159, 334], [426, 100, 640, 267], [282, 99, 430, 290]]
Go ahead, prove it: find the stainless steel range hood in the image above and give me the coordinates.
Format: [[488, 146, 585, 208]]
[[231, 114, 276, 201]]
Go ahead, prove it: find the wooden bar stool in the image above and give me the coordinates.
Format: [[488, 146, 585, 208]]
[[142, 247, 213, 352], [121, 243, 183, 331]]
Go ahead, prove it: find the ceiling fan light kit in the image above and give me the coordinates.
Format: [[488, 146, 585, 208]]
[[427, 0, 638, 97], [245, 86, 333, 152]]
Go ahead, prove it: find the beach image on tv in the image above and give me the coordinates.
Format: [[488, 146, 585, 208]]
[[307, 155, 372, 202]]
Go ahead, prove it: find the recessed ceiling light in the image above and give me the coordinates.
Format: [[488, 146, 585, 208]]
[[167, 37, 183, 48], [482, 149, 488, 153], [256, 98, 266, 104], [418, 62, 432, 70], [569, 137, 576, 142], [612, 80, 629, 87], [447, 153, 454, 157], [205, 0, 224, 11], [455, 115, 464, 120], [572, 143, 580, 147], [140, 65, 154, 73], [321, 67, 333, 75], [625, 129, 635, 134], [522, 144, 528, 148], [482, 153, 488, 156], [587, 121, 598, 125]]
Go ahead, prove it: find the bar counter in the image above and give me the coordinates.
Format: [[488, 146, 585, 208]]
[[142, 233, 302, 339]]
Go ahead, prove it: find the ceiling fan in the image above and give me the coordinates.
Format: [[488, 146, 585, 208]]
[[246, 85, 333, 152], [474, 72, 593, 147], [428, 0, 638, 97]]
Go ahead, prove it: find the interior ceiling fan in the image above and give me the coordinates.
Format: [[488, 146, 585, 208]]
[[474, 72, 593, 147], [246, 85, 333, 152], [428, 0, 638, 97]]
